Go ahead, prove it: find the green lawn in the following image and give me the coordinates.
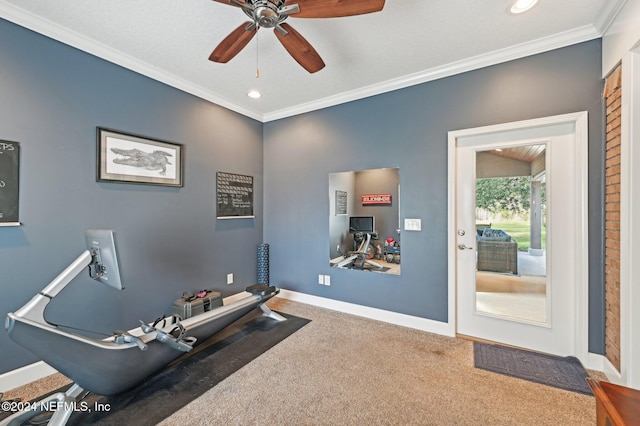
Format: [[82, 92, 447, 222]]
[[485, 221, 546, 252]]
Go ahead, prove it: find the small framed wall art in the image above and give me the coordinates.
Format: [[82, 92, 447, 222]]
[[216, 171, 254, 219], [97, 127, 183, 187], [335, 190, 348, 215]]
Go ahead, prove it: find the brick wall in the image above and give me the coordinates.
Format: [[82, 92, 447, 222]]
[[604, 65, 622, 371]]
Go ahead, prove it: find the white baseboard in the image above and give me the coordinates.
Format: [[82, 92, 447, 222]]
[[276, 289, 455, 337], [586, 352, 606, 373], [0, 361, 57, 393], [601, 356, 624, 385]]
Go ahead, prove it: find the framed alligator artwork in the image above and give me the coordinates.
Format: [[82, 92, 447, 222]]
[[97, 127, 184, 187]]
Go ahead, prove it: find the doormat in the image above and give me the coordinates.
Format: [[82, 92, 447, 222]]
[[54, 310, 309, 425], [473, 342, 592, 395]]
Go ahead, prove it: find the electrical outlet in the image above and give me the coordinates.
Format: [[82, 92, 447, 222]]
[[324, 275, 331, 286], [227, 273, 233, 285], [318, 274, 324, 285]]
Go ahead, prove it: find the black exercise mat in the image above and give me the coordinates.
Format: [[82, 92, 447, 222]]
[[61, 310, 309, 425], [344, 265, 390, 272], [473, 342, 592, 395]]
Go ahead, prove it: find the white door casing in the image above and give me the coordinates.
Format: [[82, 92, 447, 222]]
[[447, 112, 589, 364], [618, 49, 640, 388]]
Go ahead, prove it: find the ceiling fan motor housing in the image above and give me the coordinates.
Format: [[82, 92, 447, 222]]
[[244, 0, 288, 28]]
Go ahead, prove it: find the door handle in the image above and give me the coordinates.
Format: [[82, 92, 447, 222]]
[[457, 244, 473, 250]]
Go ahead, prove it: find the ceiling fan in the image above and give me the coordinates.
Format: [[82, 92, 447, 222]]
[[209, 0, 386, 73]]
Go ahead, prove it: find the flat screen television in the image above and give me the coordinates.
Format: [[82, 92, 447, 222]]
[[349, 216, 375, 233]]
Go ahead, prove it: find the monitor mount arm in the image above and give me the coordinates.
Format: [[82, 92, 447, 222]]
[[13, 249, 105, 326]]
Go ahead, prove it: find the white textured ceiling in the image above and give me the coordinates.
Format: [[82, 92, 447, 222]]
[[0, 0, 624, 122]]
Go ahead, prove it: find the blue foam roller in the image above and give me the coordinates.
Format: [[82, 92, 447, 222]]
[[257, 243, 269, 284]]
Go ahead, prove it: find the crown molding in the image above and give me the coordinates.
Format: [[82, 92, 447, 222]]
[[263, 24, 602, 122], [0, 1, 264, 122], [1, 1, 603, 123], [594, 0, 628, 35]]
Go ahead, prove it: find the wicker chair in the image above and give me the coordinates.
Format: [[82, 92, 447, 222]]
[[476, 229, 518, 275]]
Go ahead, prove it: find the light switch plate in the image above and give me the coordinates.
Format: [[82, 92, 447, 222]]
[[404, 218, 422, 231]]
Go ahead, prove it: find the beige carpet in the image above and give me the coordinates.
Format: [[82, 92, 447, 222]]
[[5, 298, 599, 425]]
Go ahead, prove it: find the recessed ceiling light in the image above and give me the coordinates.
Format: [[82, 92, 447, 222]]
[[247, 90, 261, 99], [510, 0, 538, 14]]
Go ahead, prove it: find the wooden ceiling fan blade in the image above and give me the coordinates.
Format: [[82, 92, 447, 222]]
[[209, 22, 256, 63], [292, 0, 385, 18], [211, 0, 247, 8], [274, 23, 325, 73]]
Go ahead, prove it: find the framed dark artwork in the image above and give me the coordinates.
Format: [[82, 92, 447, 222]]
[[97, 127, 183, 187], [335, 190, 347, 215], [216, 172, 254, 219], [0, 140, 20, 225]]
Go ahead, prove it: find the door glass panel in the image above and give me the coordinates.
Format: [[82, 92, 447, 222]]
[[474, 144, 548, 324]]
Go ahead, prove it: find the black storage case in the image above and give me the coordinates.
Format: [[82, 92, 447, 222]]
[[173, 290, 222, 319]]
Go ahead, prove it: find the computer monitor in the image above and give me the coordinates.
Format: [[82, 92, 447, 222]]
[[349, 216, 375, 233], [85, 229, 124, 290]]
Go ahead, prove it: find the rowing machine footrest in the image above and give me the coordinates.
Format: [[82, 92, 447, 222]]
[[246, 284, 276, 296]]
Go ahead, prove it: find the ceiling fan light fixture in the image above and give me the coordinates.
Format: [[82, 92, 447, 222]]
[[510, 0, 538, 14], [247, 90, 262, 99], [255, 5, 279, 28]]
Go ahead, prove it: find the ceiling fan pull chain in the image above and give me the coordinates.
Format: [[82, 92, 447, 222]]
[[255, 27, 260, 78]]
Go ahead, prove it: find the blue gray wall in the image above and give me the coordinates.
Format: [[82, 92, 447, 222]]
[[0, 16, 606, 377], [0, 19, 264, 374], [263, 39, 605, 354]]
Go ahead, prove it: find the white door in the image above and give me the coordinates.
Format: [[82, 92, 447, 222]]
[[448, 113, 589, 360]]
